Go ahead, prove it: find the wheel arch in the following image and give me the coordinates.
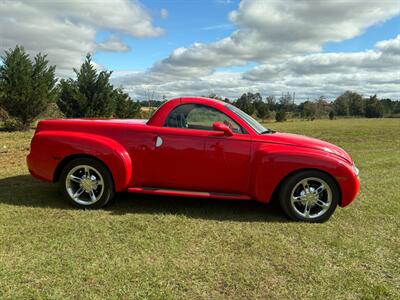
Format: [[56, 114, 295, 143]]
[[53, 154, 115, 189], [29, 130, 132, 192], [269, 168, 342, 206]]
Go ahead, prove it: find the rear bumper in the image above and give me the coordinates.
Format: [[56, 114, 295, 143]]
[[27, 153, 53, 183]]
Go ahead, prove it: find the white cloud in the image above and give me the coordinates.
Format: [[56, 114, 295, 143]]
[[2, 0, 399, 100], [30, 0, 164, 38], [0, 0, 163, 76], [96, 35, 130, 52], [113, 1, 400, 100], [149, 0, 400, 77], [113, 35, 400, 101], [160, 8, 169, 19], [244, 35, 400, 80], [376, 35, 400, 56]]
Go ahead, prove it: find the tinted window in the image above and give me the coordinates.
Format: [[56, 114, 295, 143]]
[[226, 104, 269, 134], [164, 104, 243, 133]]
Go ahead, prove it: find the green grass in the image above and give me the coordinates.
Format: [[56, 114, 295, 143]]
[[0, 118, 399, 299]]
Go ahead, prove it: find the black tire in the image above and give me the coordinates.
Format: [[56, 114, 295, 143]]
[[279, 170, 339, 223], [59, 158, 115, 209]]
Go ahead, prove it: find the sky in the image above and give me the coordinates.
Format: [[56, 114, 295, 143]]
[[0, 0, 399, 101]]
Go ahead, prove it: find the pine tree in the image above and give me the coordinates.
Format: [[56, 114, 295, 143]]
[[0, 46, 56, 130], [113, 88, 141, 118], [58, 54, 115, 118]]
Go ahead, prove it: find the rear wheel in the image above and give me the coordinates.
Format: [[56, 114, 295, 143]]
[[60, 158, 115, 209], [279, 170, 339, 223]]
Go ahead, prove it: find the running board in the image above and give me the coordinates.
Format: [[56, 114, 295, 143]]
[[127, 187, 251, 200]]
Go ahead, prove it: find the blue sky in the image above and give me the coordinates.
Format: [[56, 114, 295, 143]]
[[324, 15, 400, 53], [1, 0, 399, 100], [94, 0, 240, 71], [93, 1, 400, 73]]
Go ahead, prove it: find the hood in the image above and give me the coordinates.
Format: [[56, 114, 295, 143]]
[[257, 132, 352, 163]]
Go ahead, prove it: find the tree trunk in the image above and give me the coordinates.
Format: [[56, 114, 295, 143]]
[[21, 119, 31, 131]]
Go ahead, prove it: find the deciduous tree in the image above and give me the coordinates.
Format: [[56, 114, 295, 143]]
[[334, 92, 350, 116], [255, 100, 271, 121], [234, 92, 261, 115], [365, 95, 383, 118]]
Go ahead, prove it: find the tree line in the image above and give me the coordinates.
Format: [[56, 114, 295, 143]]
[[209, 91, 400, 122], [0, 46, 399, 131]]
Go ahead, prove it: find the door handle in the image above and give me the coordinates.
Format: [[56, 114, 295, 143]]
[[155, 136, 163, 147]]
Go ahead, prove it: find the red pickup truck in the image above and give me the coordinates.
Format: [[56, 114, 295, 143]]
[[27, 97, 360, 222]]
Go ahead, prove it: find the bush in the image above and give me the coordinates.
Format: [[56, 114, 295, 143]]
[[3, 117, 23, 131], [0, 107, 9, 121], [0, 108, 22, 131], [37, 103, 65, 120], [275, 110, 286, 122], [329, 111, 335, 120]]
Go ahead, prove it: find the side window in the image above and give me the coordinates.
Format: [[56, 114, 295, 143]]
[[164, 104, 243, 133]]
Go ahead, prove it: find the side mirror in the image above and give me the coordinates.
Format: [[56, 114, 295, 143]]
[[213, 122, 233, 136]]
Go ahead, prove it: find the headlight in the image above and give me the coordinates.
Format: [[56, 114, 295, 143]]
[[353, 165, 359, 177]]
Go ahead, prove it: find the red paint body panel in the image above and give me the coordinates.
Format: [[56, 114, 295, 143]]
[[27, 130, 132, 191], [250, 143, 359, 206], [27, 97, 360, 207], [128, 187, 251, 200]]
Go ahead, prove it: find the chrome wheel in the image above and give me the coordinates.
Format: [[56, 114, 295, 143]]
[[65, 165, 104, 205], [290, 177, 333, 219]]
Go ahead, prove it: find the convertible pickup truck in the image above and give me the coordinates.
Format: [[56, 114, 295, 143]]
[[27, 97, 360, 222]]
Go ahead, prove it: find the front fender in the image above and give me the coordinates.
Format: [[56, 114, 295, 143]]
[[251, 144, 359, 207], [27, 131, 132, 192]]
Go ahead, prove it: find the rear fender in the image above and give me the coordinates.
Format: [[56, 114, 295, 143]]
[[28, 131, 132, 192]]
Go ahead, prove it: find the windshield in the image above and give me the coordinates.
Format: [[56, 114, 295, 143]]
[[226, 104, 270, 134]]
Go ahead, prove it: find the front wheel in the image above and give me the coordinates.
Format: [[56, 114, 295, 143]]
[[279, 170, 339, 223], [60, 158, 115, 209]]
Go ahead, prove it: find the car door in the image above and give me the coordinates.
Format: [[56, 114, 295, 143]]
[[144, 103, 252, 194], [161, 104, 251, 194], [142, 126, 211, 191], [124, 104, 214, 190], [204, 132, 252, 195]]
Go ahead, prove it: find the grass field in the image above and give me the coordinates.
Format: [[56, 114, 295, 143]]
[[0, 119, 399, 299]]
